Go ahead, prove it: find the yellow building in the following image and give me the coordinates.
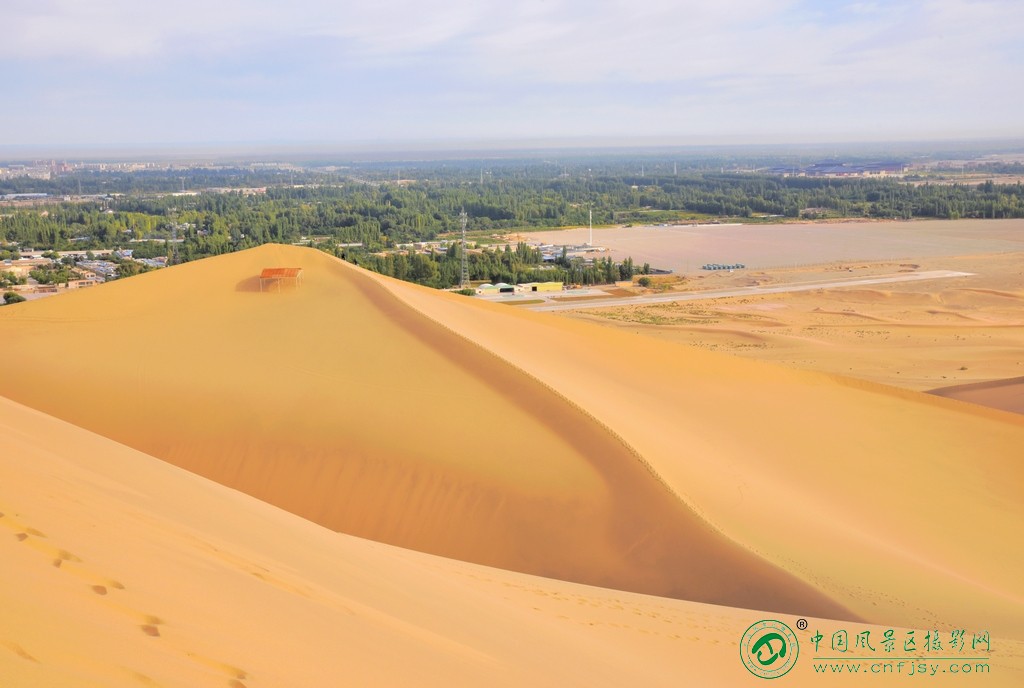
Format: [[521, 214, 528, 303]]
[[521, 282, 562, 293]]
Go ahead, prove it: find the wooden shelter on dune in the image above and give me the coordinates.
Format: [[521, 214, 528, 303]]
[[259, 267, 303, 292]]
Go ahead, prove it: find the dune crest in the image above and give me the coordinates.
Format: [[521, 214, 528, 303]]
[[6, 395, 1022, 686], [2, 244, 1022, 640], [0, 244, 846, 618], [928, 376, 1024, 415], [374, 261, 1024, 638]]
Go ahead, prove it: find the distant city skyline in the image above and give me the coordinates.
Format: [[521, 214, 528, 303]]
[[3, 1, 1022, 150]]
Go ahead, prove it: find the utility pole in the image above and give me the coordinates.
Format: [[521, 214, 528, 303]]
[[460, 209, 469, 289], [167, 217, 177, 266]]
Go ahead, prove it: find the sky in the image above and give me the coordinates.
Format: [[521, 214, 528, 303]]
[[2, 0, 1023, 151]]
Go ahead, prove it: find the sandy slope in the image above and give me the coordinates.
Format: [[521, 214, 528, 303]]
[[573, 252, 1024, 399], [928, 377, 1024, 415], [3, 396, 1023, 687], [6, 394, 730, 688], [0, 244, 841, 618], [376, 265, 1024, 639], [2, 244, 1022, 646]]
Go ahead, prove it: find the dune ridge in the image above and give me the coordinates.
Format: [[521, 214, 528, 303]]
[[927, 376, 1024, 415], [374, 265, 1024, 638], [6, 395, 1023, 687], [0, 244, 847, 619], [0, 396, 805, 687], [2, 244, 1022, 641]]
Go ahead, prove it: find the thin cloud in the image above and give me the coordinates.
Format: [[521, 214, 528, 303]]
[[0, 0, 1021, 145]]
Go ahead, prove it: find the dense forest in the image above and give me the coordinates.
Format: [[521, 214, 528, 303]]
[[2, 161, 1023, 287]]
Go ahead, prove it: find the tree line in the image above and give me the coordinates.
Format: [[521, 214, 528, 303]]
[[2, 168, 1022, 288], [352, 242, 646, 289]]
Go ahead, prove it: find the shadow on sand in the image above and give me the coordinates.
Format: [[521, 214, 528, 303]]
[[236, 276, 300, 293]]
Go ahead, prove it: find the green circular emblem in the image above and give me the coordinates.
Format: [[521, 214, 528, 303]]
[[740, 619, 800, 679]]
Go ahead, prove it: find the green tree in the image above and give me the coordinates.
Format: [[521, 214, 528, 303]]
[[0, 271, 26, 288], [116, 260, 147, 279]]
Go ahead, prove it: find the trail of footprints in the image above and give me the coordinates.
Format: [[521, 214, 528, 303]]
[[455, 567, 727, 642], [1, 509, 128, 600], [1, 507, 252, 687]]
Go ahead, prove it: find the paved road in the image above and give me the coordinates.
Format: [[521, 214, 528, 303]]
[[517, 270, 974, 313]]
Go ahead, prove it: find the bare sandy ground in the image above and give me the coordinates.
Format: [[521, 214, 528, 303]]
[[1, 244, 1023, 684], [0, 244, 841, 616], [527, 218, 1024, 272], [4, 396, 1021, 687], [380, 268, 1024, 638], [570, 252, 1024, 401], [530, 220, 1024, 414]]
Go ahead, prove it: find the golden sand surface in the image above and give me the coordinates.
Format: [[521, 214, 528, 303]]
[[380, 267, 1024, 638], [572, 252, 1024, 398], [0, 244, 842, 616], [4, 396, 1021, 687], [2, 244, 1023, 685]]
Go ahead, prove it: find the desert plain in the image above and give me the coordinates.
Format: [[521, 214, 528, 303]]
[[531, 219, 1024, 413], [1, 223, 1023, 686]]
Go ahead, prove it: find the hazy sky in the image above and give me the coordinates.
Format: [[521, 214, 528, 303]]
[[2, 0, 1022, 149]]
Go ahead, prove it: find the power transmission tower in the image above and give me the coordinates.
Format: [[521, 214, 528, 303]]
[[460, 209, 469, 289], [167, 218, 177, 266]]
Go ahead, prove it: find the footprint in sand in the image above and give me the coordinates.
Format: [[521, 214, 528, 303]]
[[52, 549, 83, 568], [139, 615, 165, 637], [2, 509, 178, 661], [1, 640, 40, 663], [7, 522, 125, 596], [90, 579, 125, 595], [0, 510, 46, 539], [126, 670, 162, 687], [11, 526, 46, 542], [186, 652, 251, 687]]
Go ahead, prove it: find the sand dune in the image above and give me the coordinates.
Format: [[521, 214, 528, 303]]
[[929, 376, 1024, 415], [0, 398, 836, 687], [810, 307, 892, 322], [375, 264, 1024, 639], [5, 395, 1022, 687], [0, 244, 842, 618], [955, 288, 1024, 301], [1, 243, 1022, 652]]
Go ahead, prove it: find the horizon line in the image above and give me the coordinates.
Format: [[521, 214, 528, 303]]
[[2, 135, 1024, 164]]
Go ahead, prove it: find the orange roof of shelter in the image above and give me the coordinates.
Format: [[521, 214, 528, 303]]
[[260, 267, 303, 279], [259, 267, 303, 292]]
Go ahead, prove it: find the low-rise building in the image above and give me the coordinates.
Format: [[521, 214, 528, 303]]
[[519, 282, 563, 293], [476, 282, 517, 295]]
